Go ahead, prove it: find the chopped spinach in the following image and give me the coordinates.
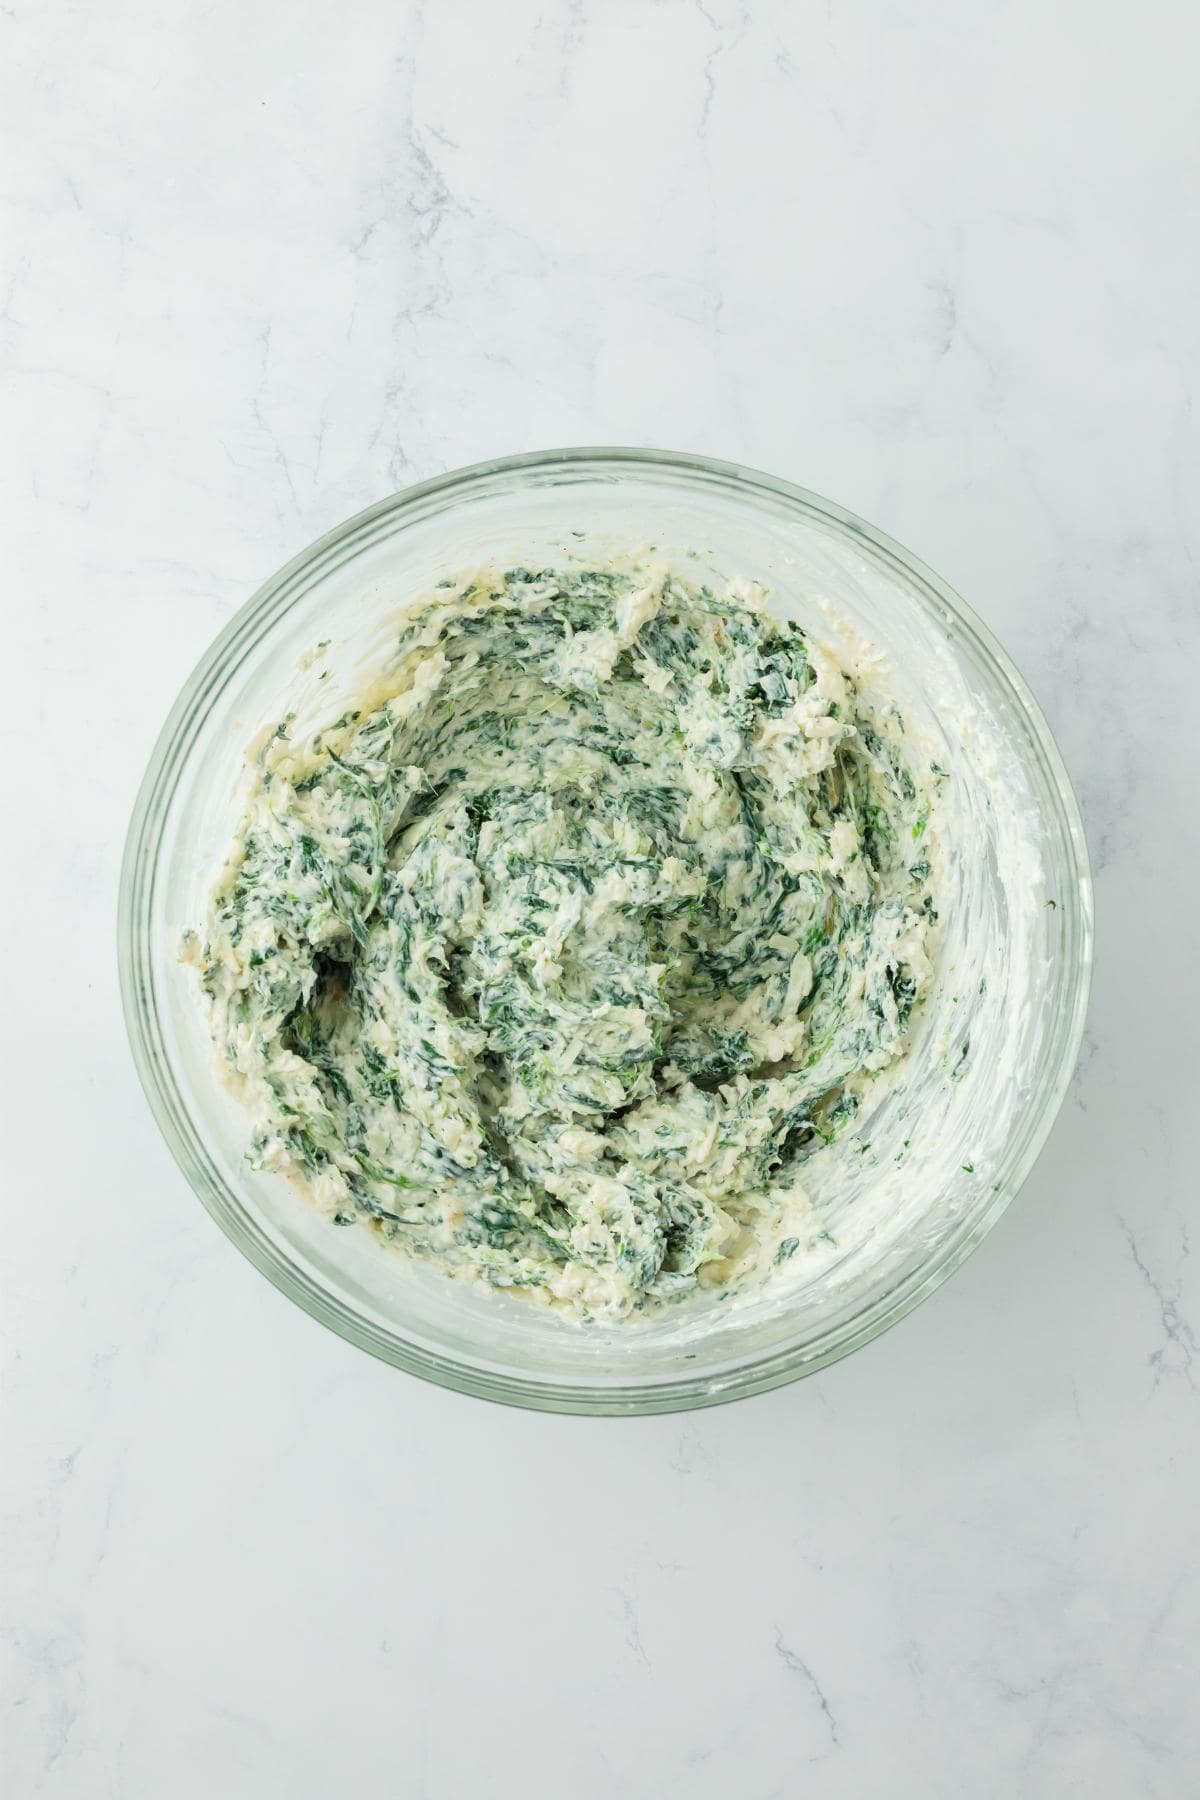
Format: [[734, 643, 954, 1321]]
[[195, 563, 938, 1319]]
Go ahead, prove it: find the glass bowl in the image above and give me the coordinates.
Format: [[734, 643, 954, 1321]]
[[119, 448, 1092, 1414]]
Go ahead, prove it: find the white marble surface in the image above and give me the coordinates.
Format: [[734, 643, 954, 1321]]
[[4, 1, 1199, 1793]]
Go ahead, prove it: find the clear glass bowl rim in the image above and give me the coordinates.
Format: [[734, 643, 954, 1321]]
[[119, 446, 1094, 1415]]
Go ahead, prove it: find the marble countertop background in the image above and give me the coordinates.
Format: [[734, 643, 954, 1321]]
[[4, 1, 1198, 1794]]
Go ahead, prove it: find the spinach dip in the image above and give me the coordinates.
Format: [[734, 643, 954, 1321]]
[[192, 562, 938, 1320]]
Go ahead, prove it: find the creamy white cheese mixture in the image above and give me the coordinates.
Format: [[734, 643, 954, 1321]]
[[193, 563, 939, 1320]]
